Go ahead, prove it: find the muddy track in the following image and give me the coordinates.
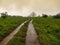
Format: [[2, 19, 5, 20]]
[[0, 20, 28, 45], [25, 20, 40, 45]]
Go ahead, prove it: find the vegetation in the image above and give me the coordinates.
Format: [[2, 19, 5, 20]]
[[1, 12, 8, 18], [33, 17, 60, 45], [0, 17, 28, 41], [42, 14, 48, 18], [29, 12, 36, 17], [7, 20, 29, 45], [53, 13, 60, 19]]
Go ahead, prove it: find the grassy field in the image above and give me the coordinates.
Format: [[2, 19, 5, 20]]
[[7, 20, 29, 45], [0, 17, 28, 41], [33, 17, 60, 45]]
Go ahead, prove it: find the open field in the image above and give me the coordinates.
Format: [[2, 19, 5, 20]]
[[0, 17, 28, 41], [33, 17, 60, 45], [0, 16, 60, 45]]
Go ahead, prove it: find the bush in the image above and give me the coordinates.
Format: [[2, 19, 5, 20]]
[[1, 12, 8, 18], [42, 14, 48, 18], [53, 13, 60, 19]]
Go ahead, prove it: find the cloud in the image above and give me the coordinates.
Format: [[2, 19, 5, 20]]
[[0, 0, 60, 16]]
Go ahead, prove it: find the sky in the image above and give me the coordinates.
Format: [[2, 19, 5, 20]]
[[0, 0, 60, 16]]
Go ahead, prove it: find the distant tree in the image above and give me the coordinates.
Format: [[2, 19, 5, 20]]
[[32, 12, 36, 17], [53, 13, 60, 19], [30, 12, 36, 17], [1, 12, 8, 18], [42, 14, 48, 18]]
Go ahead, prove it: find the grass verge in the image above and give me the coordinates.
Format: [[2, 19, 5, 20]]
[[33, 17, 60, 45]]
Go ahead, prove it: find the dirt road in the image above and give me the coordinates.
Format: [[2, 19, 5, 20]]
[[25, 20, 40, 45]]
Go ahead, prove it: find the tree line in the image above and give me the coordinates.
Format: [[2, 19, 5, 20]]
[[0, 12, 60, 19]]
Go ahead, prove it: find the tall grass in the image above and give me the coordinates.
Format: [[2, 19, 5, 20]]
[[7, 20, 29, 45], [33, 17, 60, 45], [0, 17, 28, 41]]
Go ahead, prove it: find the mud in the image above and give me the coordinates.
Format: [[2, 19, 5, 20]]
[[25, 20, 40, 45]]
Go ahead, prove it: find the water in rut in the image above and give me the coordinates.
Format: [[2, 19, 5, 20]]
[[25, 20, 40, 45]]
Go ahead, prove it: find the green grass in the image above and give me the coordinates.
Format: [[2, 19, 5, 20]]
[[0, 17, 28, 41], [33, 17, 60, 45], [7, 20, 29, 45]]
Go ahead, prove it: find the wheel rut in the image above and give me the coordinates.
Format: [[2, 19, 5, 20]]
[[0, 20, 28, 45], [25, 20, 40, 45]]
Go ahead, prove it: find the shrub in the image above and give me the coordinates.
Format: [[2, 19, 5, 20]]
[[42, 14, 48, 18], [1, 12, 8, 18], [53, 13, 60, 19]]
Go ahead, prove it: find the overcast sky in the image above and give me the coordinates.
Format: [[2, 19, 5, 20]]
[[0, 0, 60, 16]]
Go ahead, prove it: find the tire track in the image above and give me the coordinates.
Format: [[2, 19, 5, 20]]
[[0, 20, 28, 45], [25, 20, 40, 45]]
